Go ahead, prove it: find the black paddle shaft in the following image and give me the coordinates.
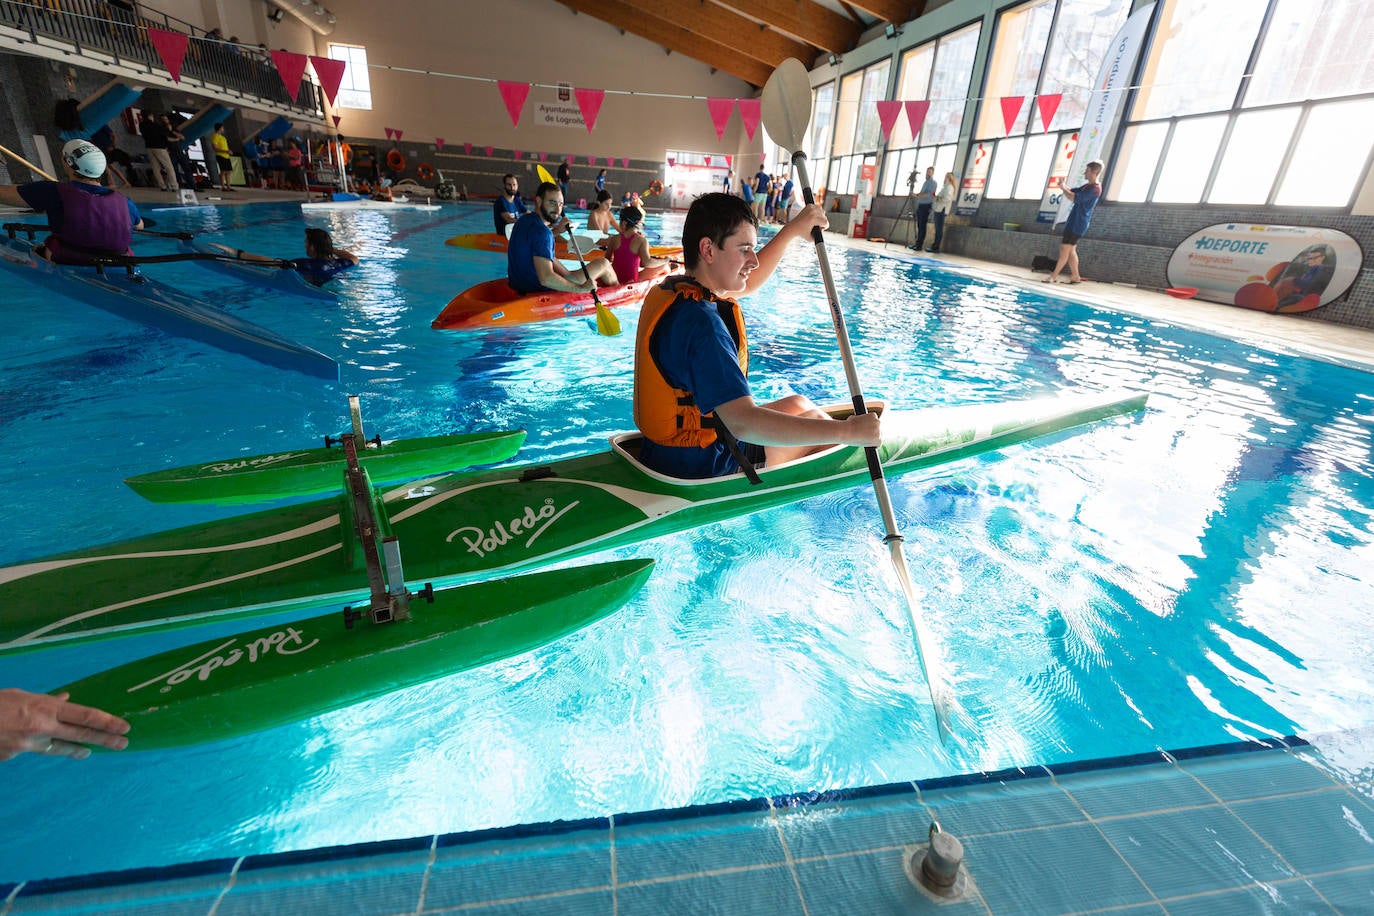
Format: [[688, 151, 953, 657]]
[[792, 150, 884, 486]]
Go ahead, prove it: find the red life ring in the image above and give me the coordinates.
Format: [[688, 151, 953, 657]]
[[416, 163, 436, 182], [386, 149, 405, 172], [648, 179, 663, 195]]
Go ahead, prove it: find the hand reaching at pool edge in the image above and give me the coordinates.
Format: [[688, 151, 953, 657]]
[[0, 688, 130, 761]]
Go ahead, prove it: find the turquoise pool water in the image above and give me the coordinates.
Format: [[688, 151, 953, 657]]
[[1, 201, 1371, 882]]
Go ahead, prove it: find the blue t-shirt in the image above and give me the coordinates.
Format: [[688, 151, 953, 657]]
[[290, 256, 355, 286], [506, 212, 555, 294], [1066, 182, 1101, 235], [637, 295, 752, 479], [493, 193, 527, 234], [753, 170, 769, 194], [741, 182, 754, 203], [780, 180, 794, 204], [18, 180, 140, 233]]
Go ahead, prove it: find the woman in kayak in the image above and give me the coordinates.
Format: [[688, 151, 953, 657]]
[[586, 190, 616, 232], [633, 193, 879, 479], [599, 206, 671, 285], [208, 228, 359, 286]]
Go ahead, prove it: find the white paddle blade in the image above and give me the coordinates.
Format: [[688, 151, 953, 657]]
[[761, 58, 813, 153]]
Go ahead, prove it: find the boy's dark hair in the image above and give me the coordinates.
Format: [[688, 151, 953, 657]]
[[682, 192, 757, 269], [534, 181, 559, 199], [595, 189, 612, 203]]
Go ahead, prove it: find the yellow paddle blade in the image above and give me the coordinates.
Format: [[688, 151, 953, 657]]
[[595, 299, 621, 336], [537, 164, 556, 185]]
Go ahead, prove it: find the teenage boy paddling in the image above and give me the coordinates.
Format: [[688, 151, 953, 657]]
[[633, 193, 880, 479]]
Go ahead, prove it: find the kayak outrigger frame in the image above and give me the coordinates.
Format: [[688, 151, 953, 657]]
[[338, 430, 434, 629]]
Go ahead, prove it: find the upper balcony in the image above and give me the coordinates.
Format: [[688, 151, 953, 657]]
[[0, 0, 324, 120]]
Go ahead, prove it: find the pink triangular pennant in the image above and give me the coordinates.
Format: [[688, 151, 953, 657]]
[[588, 156, 597, 167], [384, 127, 394, 141], [513, 149, 522, 160], [704, 156, 712, 166], [904, 100, 930, 139], [737, 98, 761, 142], [667, 157, 676, 168], [393, 129, 403, 142], [573, 88, 605, 134], [1000, 96, 1025, 135], [706, 97, 735, 142], [1035, 93, 1062, 131], [435, 138, 445, 151], [497, 81, 530, 128], [270, 49, 308, 102], [725, 155, 733, 167], [485, 145, 494, 157], [620, 157, 629, 168], [148, 28, 189, 84], [332, 115, 341, 128], [308, 56, 346, 107], [875, 100, 902, 143], [538, 152, 548, 162], [463, 142, 472, 155]]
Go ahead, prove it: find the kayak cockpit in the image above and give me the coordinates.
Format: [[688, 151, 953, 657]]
[[608, 402, 885, 485]]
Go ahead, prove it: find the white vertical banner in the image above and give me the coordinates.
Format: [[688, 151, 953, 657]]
[[1038, 1, 1155, 223], [955, 141, 993, 216]]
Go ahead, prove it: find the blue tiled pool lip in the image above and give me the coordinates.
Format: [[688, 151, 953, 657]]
[[7, 733, 1325, 903]]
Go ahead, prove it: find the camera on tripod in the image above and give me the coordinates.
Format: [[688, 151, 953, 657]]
[[906, 169, 918, 189]]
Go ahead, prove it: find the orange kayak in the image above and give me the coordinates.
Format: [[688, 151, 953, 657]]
[[432, 271, 670, 330], [445, 232, 683, 262]]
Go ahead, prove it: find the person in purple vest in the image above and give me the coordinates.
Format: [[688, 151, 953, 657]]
[[0, 139, 143, 264]]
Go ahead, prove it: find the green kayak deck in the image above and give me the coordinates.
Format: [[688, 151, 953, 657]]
[[58, 558, 654, 751], [1, 392, 1147, 654], [124, 429, 527, 505]]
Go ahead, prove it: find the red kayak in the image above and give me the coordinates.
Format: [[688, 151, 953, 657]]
[[431, 269, 673, 331]]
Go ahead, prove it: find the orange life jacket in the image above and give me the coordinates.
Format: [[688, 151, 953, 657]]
[[634, 277, 748, 448]]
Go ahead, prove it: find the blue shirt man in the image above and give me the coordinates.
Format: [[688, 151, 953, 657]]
[[506, 181, 617, 294], [493, 173, 527, 235], [506, 211, 556, 294]]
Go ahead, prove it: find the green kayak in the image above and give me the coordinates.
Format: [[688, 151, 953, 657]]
[[0, 391, 1147, 654], [124, 430, 527, 505], [57, 558, 654, 751]]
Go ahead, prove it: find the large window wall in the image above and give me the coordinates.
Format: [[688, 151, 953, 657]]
[[1111, 0, 1374, 208], [879, 22, 981, 196], [977, 0, 1130, 200], [826, 59, 889, 197]]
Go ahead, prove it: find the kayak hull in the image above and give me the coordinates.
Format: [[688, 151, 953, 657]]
[[0, 392, 1147, 654], [124, 430, 528, 505], [431, 274, 663, 330], [58, 558, 654, 750], [178, 239, 338, 302], [0, 235, 338, 380]]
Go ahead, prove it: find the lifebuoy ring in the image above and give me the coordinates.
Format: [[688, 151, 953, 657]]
[[386, 149, 405, 172], [648, 179, 663, 195], [416, 163, 435, 182]]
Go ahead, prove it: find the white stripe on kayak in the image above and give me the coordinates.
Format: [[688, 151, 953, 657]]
[[0, 515, 342, 587], [388, 477, 694, 525], [15, 542, 345, 644]]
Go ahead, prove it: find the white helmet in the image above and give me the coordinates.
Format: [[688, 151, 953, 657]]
[[62, 139, 106, 178]]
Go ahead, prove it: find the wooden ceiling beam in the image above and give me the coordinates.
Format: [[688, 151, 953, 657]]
[[615, 0, 814, 69], [562, 0, 774, 87], [843, 0, 918, 24], [706, 0, 861, 54]]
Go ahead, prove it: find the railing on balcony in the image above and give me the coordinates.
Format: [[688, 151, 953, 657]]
[[0, 0, 324, 117]]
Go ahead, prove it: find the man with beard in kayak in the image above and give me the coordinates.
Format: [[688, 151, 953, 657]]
[[493, 173, 526, 236], [507, 181, 616, 294], [0, 139, 143, 264], [633, 193, 879, 479]]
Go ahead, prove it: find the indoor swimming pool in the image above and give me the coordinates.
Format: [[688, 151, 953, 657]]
[[1, 199, 1370, 883]]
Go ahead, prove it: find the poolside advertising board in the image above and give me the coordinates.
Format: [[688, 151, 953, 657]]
[[1167, 224, 1363, 313], [955, 141, 991, 216]]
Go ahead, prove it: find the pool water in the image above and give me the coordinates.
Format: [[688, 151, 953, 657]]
[[1, 201, 1371, 882]]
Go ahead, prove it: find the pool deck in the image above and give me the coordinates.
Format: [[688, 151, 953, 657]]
[[4, 733, 1372, 914], [4, 195, 1373, 914]]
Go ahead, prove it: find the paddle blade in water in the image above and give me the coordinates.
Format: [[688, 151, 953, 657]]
[[595, 299, 621, 336], [760, 59, 812, 152]]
